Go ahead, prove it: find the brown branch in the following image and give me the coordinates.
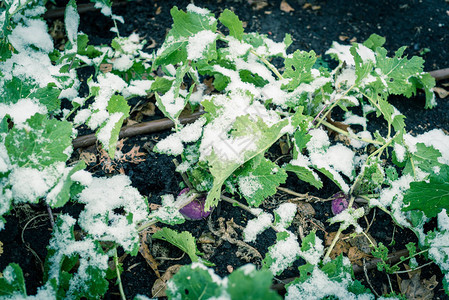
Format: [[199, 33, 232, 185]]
[[429, 68, 449, 81], [271, 249, 409, 292], [72, 112, 204, 149]]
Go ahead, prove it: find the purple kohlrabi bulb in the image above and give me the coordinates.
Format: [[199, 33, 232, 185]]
[[178, 188, 211, 220], [331, 192, 357, 215]]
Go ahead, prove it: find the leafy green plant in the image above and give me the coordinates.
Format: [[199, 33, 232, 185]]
[[1, 0, 449, 299]]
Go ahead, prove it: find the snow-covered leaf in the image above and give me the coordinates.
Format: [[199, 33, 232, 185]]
[[5, 114, 72, 168], [236, 157, 287, 207]]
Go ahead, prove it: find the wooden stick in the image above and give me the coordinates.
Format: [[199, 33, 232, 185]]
[[429, 68, 449, 81], [72, 111, 204, 149]]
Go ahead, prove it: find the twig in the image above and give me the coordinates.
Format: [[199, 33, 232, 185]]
[[46, 204, 56, 229], [363, 258, 380, 297], [429, 67, 449, 81], [72, 111, 204, 149], [276, 187, 330, 202]]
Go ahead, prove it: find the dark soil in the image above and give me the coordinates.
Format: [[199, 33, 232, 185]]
[[2, 0, 449, 299]]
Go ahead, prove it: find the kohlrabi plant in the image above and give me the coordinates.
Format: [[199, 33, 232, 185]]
[[1, 0, 448, 299]]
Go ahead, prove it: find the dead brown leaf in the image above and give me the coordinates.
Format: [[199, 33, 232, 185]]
[[139, 231, 161, 278], [433, 87, 449, 99], [149, 203, 161, 211], [302, 3, 312, 9], [79, 151, 96, 165], [155, 6, 161, 15], [99, 63, 112, 73], [248, 0, 268, 10], [280, 0, 295, 12], [151, 264, 182, 297], [296, 202, 316, 218], [312, 5, 321, 10], [339, 35, 349, 41], [347, 246, 370, 266], [398, 268, 435, 300]]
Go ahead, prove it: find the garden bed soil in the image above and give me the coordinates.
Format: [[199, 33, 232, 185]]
[[1, 0, 449, 299]]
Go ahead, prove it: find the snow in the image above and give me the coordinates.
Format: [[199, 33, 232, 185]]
[[404, 129, 449, 164], [96, 112, 124, 151], [47, 214, 109, 298], [329, 207, 365, 233], [226, 37, 252, 58], [0, 99, 47, 128], [113, 54, 134, 71], [393, 143, 406, 162], [307, 129, 330, 152], [187, 4, 211, 15], [356, 44, 376, 63], [198, 90, 281, 163], [122, 79, 153, 98], [238, 173, 262, 199], [9, 164, 64, 203], [299, 235, 324, 265], [155, 117, 206, 156], [285, 264, 374, 300], [77, 175, 149, 252], [8, 18, 53, 53], [179, 117, 206, 143], [268, 231, 301, 275], [427, 210, 449, 277], [274, 202, 297, 229], [65, 2, 79, 46], [325, 42, 355, 65], [335, 67, 357, 87], [94, 1, 112, 16], [344, 111, 367, 128], [155, 134, 184, 156], [243, 211, 273, 242], [187, 30, 217, 60], [70, 170, 93, 186]]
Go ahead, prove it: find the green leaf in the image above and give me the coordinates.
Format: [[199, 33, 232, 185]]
[[205, 114, 300, 210], [0, 263, 27, 296], [282, 50, 317, 91], [5, 114, 73, 168], [403, 143, 442, 175], [166, 264, 223, 299], [97, 95, 130, 158], [155, 63, 190, 122], [284, 164, 323, 189], [151, 77, 173, 94], [239, 70, 269, 87], [219, 9, 244, 41], [363, 34, 386, 50], [236, 157, 287, 207], [227, 265, 281, 300], [375, 46, 425, 98], [402, 165, 449, 218], [47, 161, 86, 208], [152, 228, 211, 265], [263, 231, 300, 275], [30, 83, 61, 112], [155, 6, 217, 66], [350, 44, 374, 84], [1, 78, 61, 112]]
